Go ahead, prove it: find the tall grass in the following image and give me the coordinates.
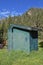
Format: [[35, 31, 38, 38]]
[[0, 48, 43, 65]]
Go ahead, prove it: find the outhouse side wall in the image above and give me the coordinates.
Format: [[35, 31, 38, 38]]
[[8, 29, 13, 50], [30, 31, 38, 51]]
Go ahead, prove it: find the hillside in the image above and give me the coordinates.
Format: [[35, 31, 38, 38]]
[[9, 8, 43, 28], [22, 8, 43, 27], [0, 8, 43, 39]]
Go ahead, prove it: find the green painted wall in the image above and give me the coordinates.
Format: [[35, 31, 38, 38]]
[[8, 27, 38, 53], [12, 29, 30, 52]]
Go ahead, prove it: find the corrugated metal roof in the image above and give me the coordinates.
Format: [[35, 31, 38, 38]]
[[9, 24, 42, 31]]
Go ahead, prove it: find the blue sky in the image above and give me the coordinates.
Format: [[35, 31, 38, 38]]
[[0, 0, 43, 18]]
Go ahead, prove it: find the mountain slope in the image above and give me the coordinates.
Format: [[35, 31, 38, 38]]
[[0, 8, 43, 39]]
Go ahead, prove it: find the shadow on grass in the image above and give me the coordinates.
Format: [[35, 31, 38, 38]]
[[39, 41, 43, 48]]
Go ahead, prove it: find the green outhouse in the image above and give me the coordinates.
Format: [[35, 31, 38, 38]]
[[8, 24, 39, 52]]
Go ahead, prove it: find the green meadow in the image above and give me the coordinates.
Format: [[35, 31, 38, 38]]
[[0, 40, 43, 65]]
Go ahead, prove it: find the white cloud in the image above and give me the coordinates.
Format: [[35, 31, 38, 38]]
[[0, 10, 10, 18], [0, 9, 23, 18], [3, 14, 9, 17], [2, 9, 7, 11], [11, 11, 23, 16], [0, 11, 10, 15]]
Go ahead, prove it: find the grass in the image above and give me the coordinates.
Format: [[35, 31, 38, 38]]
[[0, 40, 43, 65], [0, 48, 43, 65]]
